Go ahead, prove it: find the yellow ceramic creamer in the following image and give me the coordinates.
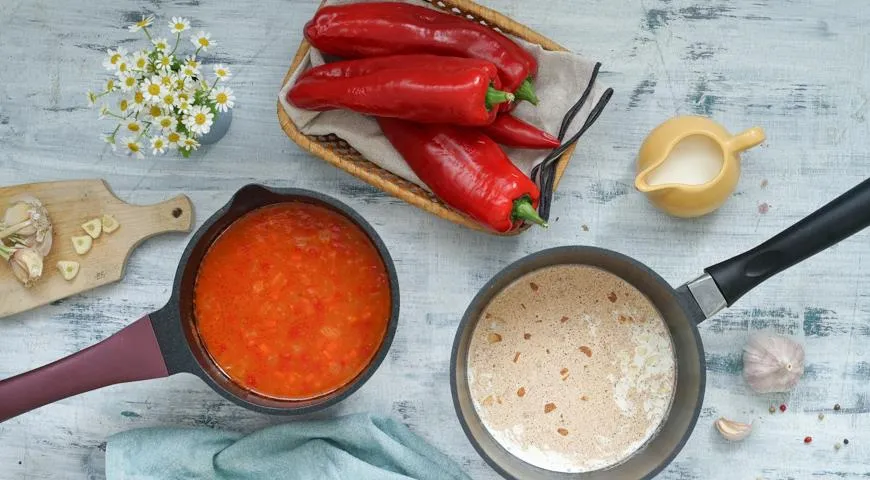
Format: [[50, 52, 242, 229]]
[[635, 116, 765, 218]]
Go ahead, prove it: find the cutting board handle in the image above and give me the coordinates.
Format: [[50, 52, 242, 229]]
[[0, 315, 169, 422], [125, 193, 194, 240]]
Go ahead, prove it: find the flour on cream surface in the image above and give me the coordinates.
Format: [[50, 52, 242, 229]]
[[467, 265, 677, 473]]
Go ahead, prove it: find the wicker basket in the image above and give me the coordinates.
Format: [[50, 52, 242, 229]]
[[277, 0, 577, 235]]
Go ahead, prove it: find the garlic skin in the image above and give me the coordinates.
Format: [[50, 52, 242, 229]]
[[743, 333, 805, 393], [715, 417, 752, 441]]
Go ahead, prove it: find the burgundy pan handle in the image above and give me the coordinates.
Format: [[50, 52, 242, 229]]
[[0, 315, 169, 422], [688, 177, 870, 318]]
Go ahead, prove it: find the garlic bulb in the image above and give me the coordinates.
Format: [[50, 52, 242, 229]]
[[715, 417, 752, 441], [743, 333, 805, 393], [1, 195, 53, 257]]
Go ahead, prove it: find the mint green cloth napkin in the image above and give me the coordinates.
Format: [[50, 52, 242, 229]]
[[106, 413, 471, 480]]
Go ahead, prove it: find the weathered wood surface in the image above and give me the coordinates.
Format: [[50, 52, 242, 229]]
[[1, 0, 868, 478]]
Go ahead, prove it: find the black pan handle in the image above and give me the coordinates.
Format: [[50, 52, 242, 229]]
[[705, 177, 870, 306]]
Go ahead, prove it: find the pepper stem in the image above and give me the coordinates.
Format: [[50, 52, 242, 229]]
[[512, 197, 548, 228], [514, 78, 539, 106], [485, 86, 515, 110]]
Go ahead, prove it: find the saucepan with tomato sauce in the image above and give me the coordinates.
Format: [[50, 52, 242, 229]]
[[0, 185, 399, 421]]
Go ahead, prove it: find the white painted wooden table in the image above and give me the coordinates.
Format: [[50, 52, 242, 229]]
[[1, 0, 869, 478]]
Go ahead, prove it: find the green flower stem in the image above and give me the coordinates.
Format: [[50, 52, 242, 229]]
[[169, 32, 181, 56], [142, 27, 152, 41]]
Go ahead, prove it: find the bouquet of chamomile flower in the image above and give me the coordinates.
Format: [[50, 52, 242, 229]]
[[88, 15, 235, 158]]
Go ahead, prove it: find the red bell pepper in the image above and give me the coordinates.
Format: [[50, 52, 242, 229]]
[[305, 2, 539, 106], [482, 114, 560, 149], [377, 117, 547, 233], [287, 57, 513, 126]]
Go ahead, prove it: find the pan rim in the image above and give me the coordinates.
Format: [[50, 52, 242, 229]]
[[450, 245, 706, 479]]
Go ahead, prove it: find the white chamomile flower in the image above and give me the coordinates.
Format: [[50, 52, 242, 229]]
[[151, 37, 170, 51], [118, 97, 131, 114], [185, 56, 201, 69], [102, 47, 127, 71], [213, 64, 232, 81], [103, 134, 117, 151], [104, 77, 118, 93], [131, 90, 148, 112], [158, 92, 177, 110], [146, 104, 164, 118], [176, 97, 192, 113], [141, 76, 165, 103], [182, 136, 200, 151], [174, 75, 194, 92], [166, 130, 184, 147], [122, 119, 143, 134], [87, 91, 98, 107], [98, 104, 110, 120], [158, 72, 177, 89], [191, 31, 214, 51], [210, 86, 235, 112], [184, 105, 214, 136], [131, 50, 149, 71], [169, 17, 190, 34], [122, 137, 145, 159], [118, 72, 138, 92], [154, 114, 177, 133], [179, 63, 200, 79], [129, 15, 154, 33], [115, 57, 131, 76], [150, 136, 168, 155], [155, 53, 175, 71]]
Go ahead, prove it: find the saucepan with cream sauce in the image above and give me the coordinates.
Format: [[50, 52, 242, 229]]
[[452, 178, 870, 479]]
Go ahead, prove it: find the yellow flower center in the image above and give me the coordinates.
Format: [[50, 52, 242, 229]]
[[137, 19, 149, 27], [178, 93, 189, 102], [155, 140, 164, 149], [149, 105, 162, 117], [125, 77, 136, 87], [168, 132, 180, 143], [106, 79, 115, 90], [136, 58, 147, 69], [217, 69, 226, 77], [215, 93, 227, 104], [194, 113, 206, 125], [198, 37, 209, 47], [110, 54, 122, 64], [128, 142, 140, 152], [161, 76, 172, 86], [161, 58, 170, 66], [175, 23, 185, 30], [147, 84, 160, 96], [128, 123, 140, 132], [162, 95, 174, 105], [160, 118, 172, 128], [134, 91, 145, 104], [119, 99, 129, 111], [119, 63, 128, 73]]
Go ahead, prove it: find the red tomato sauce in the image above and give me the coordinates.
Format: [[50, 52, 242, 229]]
[[194, 202, 391, 399]]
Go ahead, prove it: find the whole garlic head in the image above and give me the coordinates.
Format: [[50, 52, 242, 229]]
[[743, 333, 805, 393], [715, 417, 752, 441]]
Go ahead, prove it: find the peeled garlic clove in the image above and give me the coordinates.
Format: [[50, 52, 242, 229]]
[[715, 417, 752, 441], [101, 214, 120, 234], [81, 218, 102, 239], [8, 247, 43, 287], [3, 195, 51, 239], [56, 260, 80, 280], [743, 333, 805, 393], [72, 235, 93, 255]]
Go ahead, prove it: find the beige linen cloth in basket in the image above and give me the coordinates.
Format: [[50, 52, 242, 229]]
[[278, 0, 610, 189]]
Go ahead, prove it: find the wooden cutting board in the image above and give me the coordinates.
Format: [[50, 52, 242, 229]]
[[0, 179, 193, 318]]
